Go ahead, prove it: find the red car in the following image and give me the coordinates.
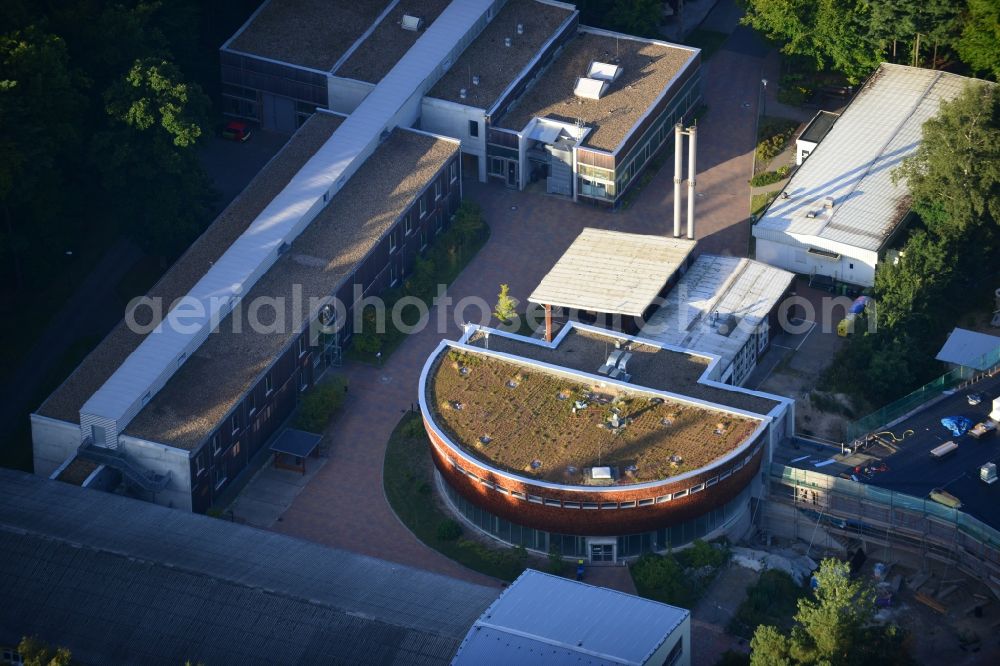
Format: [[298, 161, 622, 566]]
[[222, 120, 252, 142]]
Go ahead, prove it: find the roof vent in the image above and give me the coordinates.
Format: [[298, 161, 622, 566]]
[[574, 77, 608, 100], [823, 196, 835, 209], [516, 23, 524, 35], [587, 61, 622, 83], [472, 74, 480, 86], [781, 191, 790, 199], [278, 242, 290, 255], [504, 36, 512, 47], [806, 211, 818, 219], [717, 313, 739, 337], [459, 88, 467, 99], [401, 14, 423, 31]]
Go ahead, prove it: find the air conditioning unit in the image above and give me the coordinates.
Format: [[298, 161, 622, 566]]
[[401, 14, 423, 31]]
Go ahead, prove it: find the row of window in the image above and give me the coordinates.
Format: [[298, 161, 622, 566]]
[[444, 440, 763, 509]]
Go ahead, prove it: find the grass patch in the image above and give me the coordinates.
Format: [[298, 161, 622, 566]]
[[348, 201, 489, 365], [383, 412, 529, 581], [751, 191, 779, 218], [685, 29, 729, 60], [728, 569, 807, 639], [631, 540, 729, 608]]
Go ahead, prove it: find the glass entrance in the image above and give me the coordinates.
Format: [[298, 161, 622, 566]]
[[589, 543, 615, 563]]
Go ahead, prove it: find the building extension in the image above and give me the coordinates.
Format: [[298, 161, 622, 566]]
[[453, 569, 690, 666], [420, 321, 793, 562], [221, 0, 702, 204], [753, 63, 981, 287]]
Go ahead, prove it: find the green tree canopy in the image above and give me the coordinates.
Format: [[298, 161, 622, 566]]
[[956, 0, 1000, 80]]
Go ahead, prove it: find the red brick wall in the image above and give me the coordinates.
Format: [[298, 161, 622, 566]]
[[425, 417, 764, 536]]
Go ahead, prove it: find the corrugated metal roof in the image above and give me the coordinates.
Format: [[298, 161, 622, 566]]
[[528, 229, 696, 316], [755, 64, 979, 252], [0, 470, 499, 665], [453, 570, 688, 665], [80, 0, 496, 443], [936, 327, 1000, 370], [641, 255, 794, 368]]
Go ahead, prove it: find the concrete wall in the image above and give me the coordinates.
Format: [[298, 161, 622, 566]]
[[420, 97, 488, 181], [327, 76, 375, 115], [31, 414, 81, 478], [754, 235, 878, 287], [119, 434, 193, 511]]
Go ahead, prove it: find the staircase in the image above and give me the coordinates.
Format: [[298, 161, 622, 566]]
[[78, 437, 171, 492]]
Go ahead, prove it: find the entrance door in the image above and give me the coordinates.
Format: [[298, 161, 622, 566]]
[[262, 93, 296, 133], [589, 542, 615, 563], [506, 160, 518, 188]]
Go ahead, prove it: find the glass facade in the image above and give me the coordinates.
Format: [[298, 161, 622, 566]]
[[442, 476, 752, 559]]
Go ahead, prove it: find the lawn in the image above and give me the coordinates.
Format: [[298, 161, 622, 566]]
[[429, 350, 758, 483], [751, 191, 779, 218], [383, 412, 531, 581], [727, 569, 807, 638]]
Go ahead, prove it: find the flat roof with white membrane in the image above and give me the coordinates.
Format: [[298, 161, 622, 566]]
[[81, 0, 497, 445], [529, 229, 695, 317], [754, 64, 978, 251]]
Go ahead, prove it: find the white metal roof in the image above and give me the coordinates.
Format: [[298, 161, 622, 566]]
[[936, 327, 1000, 370], [574, 76, 609, 99], [528, 229, 696, 317], [452, 569, 688, 665], [81, 0, 496, 442], [754, 64, 978, 252], [642, 255, 795, 366]]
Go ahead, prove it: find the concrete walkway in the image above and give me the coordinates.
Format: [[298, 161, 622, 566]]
[[269, 16, 778, 584]]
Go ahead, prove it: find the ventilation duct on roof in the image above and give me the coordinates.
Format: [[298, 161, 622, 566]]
[[401, 15, 423, 32], [574, 77, 608, 100]]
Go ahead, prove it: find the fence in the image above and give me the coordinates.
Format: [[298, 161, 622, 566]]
[[845, 343, 1000, 443]]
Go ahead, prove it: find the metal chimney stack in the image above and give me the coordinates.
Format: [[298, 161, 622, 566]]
[[687, 125, 697, 240], [672, 124, 698, 239]]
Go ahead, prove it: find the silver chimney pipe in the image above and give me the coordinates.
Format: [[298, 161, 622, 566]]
[[673, 123, 683, 238], [686, 124, 697, 240]]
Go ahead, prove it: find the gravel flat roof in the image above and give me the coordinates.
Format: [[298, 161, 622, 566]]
[[497, 31, 696, 151], [336, 0, 453, 83], [228, 0, 392, 71], [55, 458, 98, 486], [465, 328, 781, 416], [428, 0, 574, 108], [37, 114, 344, 424], [428, 344, 761, 484], [125, 129, 458, 449]]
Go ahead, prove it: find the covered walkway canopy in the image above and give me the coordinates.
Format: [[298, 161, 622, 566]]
[[270, 428, 323, 474], [528, 229, 696, 340]]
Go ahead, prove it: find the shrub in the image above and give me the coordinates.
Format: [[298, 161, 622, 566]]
[[755, 134, 787, 163], [547, 545, 564, 574], [749, 166, 790, 187], [436, 519, 463, 541], [295, 376, 347, 433], [677, 539, 728, 569]]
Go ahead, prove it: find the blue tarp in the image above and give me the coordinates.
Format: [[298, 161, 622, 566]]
[[941, 416, 973, 437]]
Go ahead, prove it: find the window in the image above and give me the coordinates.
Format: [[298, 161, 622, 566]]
[[638, 498, 654, 506], [389, 227, 398, 253], [436, 211, 444, 233], [665, 638, 684, 666], [248, 391, 257, 416], [449, 161, 457, 183], [298, 336, 307, 357], [469, 120, 479, 137], [231, 411, 241, 434], [527, 494, 543, 505], [420, 228, 428, 251], [600, 502, 617, 510], [195, 452, 206, 476], [434, 180, 442, 200], [404, 214, 413, 235], [619, 500, 636, 508], [419, 197, 427, 218], [232, 442, 241, 457], [849, 262, 855, 269], [544, 499, 561, 507], [489, 157, 504, 176], [299, 370, 308, 392], [265, 372, 274, 395], [390, 260, 398, 286], [214, 466, 227, 490]]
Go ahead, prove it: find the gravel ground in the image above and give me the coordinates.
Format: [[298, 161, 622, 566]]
[[336, 0, 452, 83], [497, 32, 696, 151], [228, 0, 391, 71], [37, 114, 344, 423], [125, 130, 458, 449]]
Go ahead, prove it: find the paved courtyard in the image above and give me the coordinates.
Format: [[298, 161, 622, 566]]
[[268, 18, 780, 586]]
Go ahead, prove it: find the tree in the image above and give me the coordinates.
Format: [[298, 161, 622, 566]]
[[494, 284, 517, 324], [956, 0, 1000, 80], [750, 559, 909, 665], [18, 635, 71, 666]]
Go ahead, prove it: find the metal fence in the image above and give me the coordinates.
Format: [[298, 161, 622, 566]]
[[845, 343, 1000, 442], [772, 464, 1000, 551]]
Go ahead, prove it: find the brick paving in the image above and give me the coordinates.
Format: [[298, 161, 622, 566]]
[[270, 30, 774, 585]]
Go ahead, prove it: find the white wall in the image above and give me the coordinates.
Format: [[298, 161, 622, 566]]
[[420, 97, 488, 181], [327, 77, 375, 115], [645, 615, 691, 666], [796, 138, 818, 166], [754, 235, 878, 287], [119, 434, 193, 511], [31, 414, 81, 478]]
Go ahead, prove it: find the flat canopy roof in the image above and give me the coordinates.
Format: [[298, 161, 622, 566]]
[[453, 569, 688, 665], [270, 428, 322, 457], [936, 327, 1000, 370], [227, 0, 392, 72], [642, 255, 795, 368], [528, 228, 696, 317], [798, 110, 839, 144]]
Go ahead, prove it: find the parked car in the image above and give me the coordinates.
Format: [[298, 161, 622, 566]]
[[222, 120, 252, 142], [968, 392, 985, 406]]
